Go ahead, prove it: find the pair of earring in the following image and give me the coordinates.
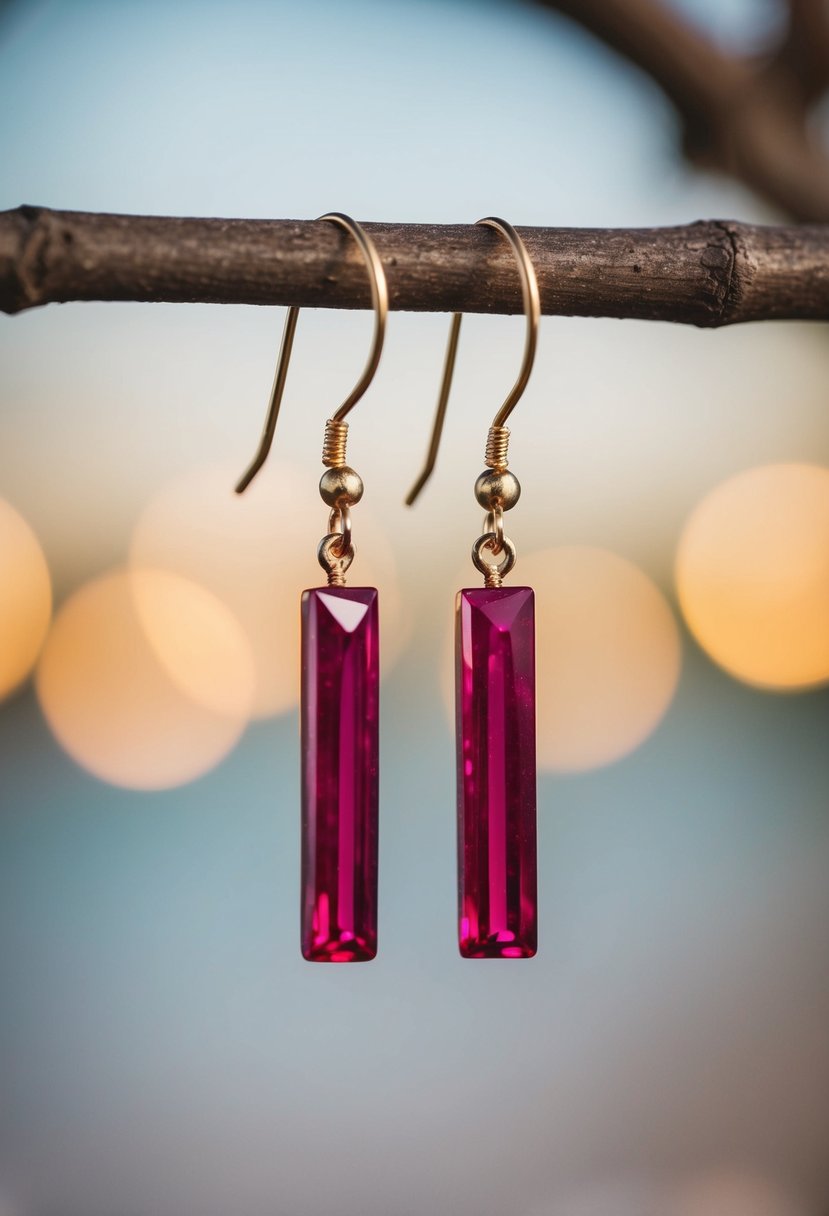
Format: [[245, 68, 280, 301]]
[[236, 212, 538, 962]]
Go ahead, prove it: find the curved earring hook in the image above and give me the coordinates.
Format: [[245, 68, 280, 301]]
[[235, 212, 388, 494], [405, 216, 540, 506]]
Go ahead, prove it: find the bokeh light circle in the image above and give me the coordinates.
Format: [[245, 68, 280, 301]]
[[130, 464, 410, 718], [0, 499, 52, 702], [36, 568, 254, 789], [676, 463, 829, 689], [443, 546, 681, 773]]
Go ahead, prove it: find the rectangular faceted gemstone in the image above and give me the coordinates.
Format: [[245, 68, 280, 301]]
[[456, 587, 537, 958], [301, 587, 379, 962]]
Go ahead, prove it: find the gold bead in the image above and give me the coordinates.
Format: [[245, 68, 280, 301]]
[[474, 469, 521, 511], [319, 466, 364, 507]]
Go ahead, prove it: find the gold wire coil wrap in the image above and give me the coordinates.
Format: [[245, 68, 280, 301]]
[[328, 563, 348, 588], [485, 424, 510, 470], [322, 418, 349, 467]]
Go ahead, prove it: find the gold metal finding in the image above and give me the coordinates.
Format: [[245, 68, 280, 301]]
[[318, 534, 355, 586], [319, 465, 364, 508], [234, 212, 387, 590], [235, 212, 388, 494], [474, 468, 521, 512], [322, 418, 349, 468], [404, 311, 462, 506], [471, 533, 517, 587], [405, 216, 541, 505], [484, 504, 505, 557], [485, 423, 511, 471], [327, 503, 352, 558]]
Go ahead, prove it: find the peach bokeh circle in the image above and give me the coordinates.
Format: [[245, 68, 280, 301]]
[[0, 499, 52, 702], [677, 463, 829, 689], [36, 568, 254, 789]]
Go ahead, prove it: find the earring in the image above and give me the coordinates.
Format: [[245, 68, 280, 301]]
[[237, 212, 387, 962], [408, 217, 539, 959]]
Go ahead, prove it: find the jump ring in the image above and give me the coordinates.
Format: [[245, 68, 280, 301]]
[[327, 503, 352, 557], [484, 506, 505, 555], [318, 533, 355, 577], [471, 532, 516, 580]]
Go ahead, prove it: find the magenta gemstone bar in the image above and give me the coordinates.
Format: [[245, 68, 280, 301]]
[[456, 587, 537, 958], [301, 586, 379, 962]]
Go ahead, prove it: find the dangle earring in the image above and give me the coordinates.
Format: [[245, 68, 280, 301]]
[[237, 212, 387, 962], [408, 217, 539, 959]]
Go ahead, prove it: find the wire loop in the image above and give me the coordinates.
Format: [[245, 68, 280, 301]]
[[484, 506, 505, 556], [318, 533, 355, 586], [327, 504, 352, 558], [471, 532, 517, 587]]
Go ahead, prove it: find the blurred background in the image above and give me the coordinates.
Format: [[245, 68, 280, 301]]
[[2, 1, 829, 1213]]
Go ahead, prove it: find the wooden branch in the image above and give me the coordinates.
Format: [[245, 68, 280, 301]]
[[534, 0, 829, 223], [2, 206, 829, 327], [768, 0, 829, 106]]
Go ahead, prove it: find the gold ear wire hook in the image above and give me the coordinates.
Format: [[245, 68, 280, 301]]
[[235, 212, 388, 494], [405, 216, 540, 505]]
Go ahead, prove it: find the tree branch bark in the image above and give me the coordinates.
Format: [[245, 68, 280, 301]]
[[2, 206, 829, 327], [770, 0, 829, 105]]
